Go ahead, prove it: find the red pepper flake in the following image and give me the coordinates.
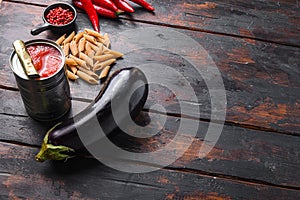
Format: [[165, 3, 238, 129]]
[[46, 7, 74, 26]]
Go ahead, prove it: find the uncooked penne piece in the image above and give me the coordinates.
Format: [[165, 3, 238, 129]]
[[86, 49, 95, 58], [85, 41, 93, 53], [77, 70, 98, 85], [99, 65, 111, 79], [63, 43, 70, 56], [68, 65, 78, 74], [69, 54, 88, 69], [93, 54, 115, 63], [73, 31, 84, 43], [100, 43, 111, 54], [70, 40, 79, 56], [89, 42, 99, 52], [94, 44, 104, 56], [84, 28, 103, 38], [66, 70, 79, 80], [79, 52, 93, 68], [102, 33, 110, 47], [63, 31, 75, 45], [93, 58, 116, 71], [78, 37, 86, 52], [84, 33, 98, 45], [65, 57, 78, 66], [78, 67, 99, 80], [56, 34, 66, 45], [107, 50, 124, 58]]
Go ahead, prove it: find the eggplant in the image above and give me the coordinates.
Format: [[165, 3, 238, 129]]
[[36, 67, 148, 162]]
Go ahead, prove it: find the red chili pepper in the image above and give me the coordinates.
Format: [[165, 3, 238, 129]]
[[112, 0, 134, 13], [128, 0, 154, 11], [74, 0, 121, 18], [92, 0, 119, 12], [76, 0, 100, 32]]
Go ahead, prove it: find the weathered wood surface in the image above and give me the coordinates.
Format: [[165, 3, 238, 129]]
[[1, 141, 299, 200], [0, 0, 300, 199], [1, 1, 299, 135], [1, 89, 300, 188], [4, 0, 300, 46]]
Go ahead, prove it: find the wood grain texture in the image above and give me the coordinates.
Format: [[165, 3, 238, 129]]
[[126, 0, 300, 46], [0, 142, 300, 199], [0, 0, 300, 199], [0, 89, 299, 188], [1, 2, 299, 135], [4, 0, 300, 46]]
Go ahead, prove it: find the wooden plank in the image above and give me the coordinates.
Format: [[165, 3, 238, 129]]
[[5, 0, 300, 46], [0, 89, 299, 188], [1, 2, 299, 134], [112, 39, 300, 134], [0, 142, 299, 199], [127, 0, 300, 46]]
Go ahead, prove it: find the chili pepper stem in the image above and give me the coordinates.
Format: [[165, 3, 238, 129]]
[[116, 9, 124, 15]]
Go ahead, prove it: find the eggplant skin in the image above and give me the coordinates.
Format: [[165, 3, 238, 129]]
[[35, 67, 148, 162]]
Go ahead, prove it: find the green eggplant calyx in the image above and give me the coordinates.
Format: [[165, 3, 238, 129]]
[[35, 123, 74, 162]]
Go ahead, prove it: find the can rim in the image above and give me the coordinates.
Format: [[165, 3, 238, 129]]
[[9, 39, 66, 80]]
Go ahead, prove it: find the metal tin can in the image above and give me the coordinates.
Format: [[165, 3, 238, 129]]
[[9, 39, 71, 121]]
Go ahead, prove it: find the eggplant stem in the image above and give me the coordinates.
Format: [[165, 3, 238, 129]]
[[35, 123, 74, 162]]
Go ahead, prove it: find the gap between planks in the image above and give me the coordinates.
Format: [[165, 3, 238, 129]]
[[0, 140, 299, 192], [143, 108, 300, 137], [0, 88, 299, 137], [3, 0, 300, 48], [164, 167, 300, 191], [118, 17, 300, 49]]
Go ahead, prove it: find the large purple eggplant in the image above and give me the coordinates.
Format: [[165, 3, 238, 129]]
[[36, 67, 148, 162]]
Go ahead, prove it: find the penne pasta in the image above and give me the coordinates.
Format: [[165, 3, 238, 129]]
[[56, 34, 66, 45], [84, 28, 103, 38], [84, 33, 98, 45], [68, 65, 78, 74], [94, 44, 104, 56], [86, 49, 95, 58], [56, 30, 123, 84], [78, 37, 86, 52], [65, 57, 78, 66], [70, 40, 79, 56], [93, 58, 116, 71], [102, 33, 110, 47], [99, 65, 111, 79], [100, 43, 111, 54], [79, 52, 93, 68], [88, 42, 99, 52], [66, 70, 79, 80], [107, 50, 124, 58], [63, 31, 75, 45], [69, 54, 88, 69], [93, 54, 115, 63], [85, 41, 93, 53], [63, 43, 70, 56], [78, 67, 99, 80], [77, 70, 98, 85], [73, 31, 84, 43]]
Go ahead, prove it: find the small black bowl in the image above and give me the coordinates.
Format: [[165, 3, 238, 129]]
[[31, 2, 77, 35]]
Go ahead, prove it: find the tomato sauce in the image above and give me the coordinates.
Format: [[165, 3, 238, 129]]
[[27, 44, 62, 78]]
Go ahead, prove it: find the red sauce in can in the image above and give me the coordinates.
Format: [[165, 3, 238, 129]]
[[27, 44, 62, 78]]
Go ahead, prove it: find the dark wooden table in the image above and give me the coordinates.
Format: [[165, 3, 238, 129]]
[[1, 0, 300, 199]]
